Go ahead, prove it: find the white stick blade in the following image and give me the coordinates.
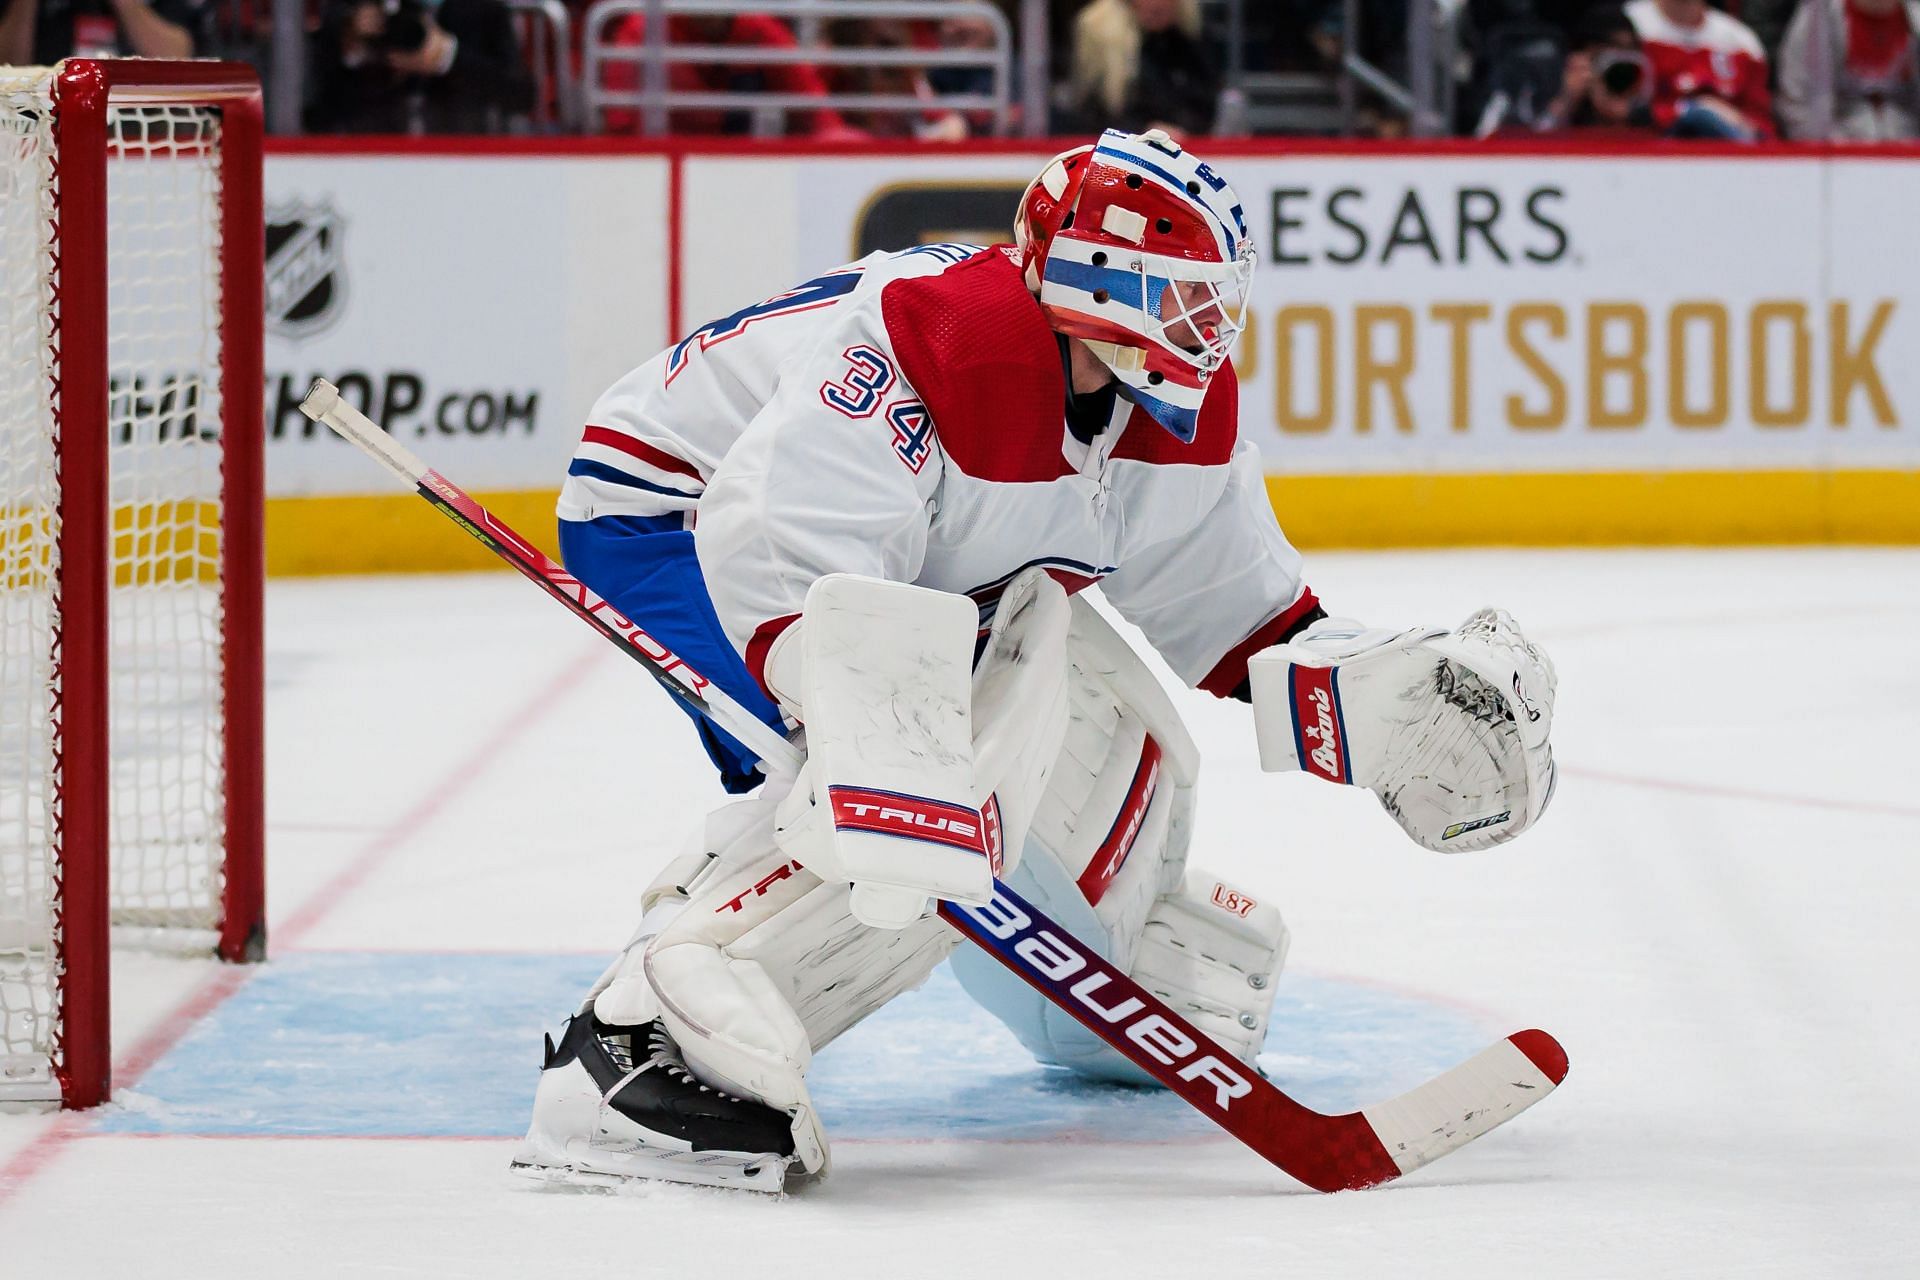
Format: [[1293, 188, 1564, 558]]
[[1360, 1030, 1568, 1177]]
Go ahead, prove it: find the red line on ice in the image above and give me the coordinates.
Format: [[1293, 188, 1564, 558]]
[[0, 640, 605, 1217], [1562, 765, 1920, 820], [273, 641, 603, 947]]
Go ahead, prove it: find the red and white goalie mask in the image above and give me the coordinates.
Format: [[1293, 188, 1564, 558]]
[[1014, 129, 1254, 443]]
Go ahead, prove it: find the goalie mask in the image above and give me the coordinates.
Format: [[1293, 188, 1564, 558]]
[[1014, 129, 1254, 443]]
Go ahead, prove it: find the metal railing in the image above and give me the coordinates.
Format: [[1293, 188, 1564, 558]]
[[507, 0, 581, 132], [1201, 0, 1460, 137], [252, 0, 1859, 139], [1336, 0, 1463, 136], [581, 0, 1013, 136]]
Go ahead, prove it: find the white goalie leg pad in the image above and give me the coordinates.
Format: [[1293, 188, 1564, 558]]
[[586, 793, 778, 1025], [516, 794, 806, 1194], [771, 575, 993, 929], [616, 576, 1072, 1175], [1130, 870, 1289, 1067], [1247, 608, 1558, 852], [644, 941, 828, 1172], [951, 597, 1289, 1085], [1024, 597, 1200, 958], [636, 815, 967, 1174], [965, 569, 1073, 875], [644, 835, 965, 1175]]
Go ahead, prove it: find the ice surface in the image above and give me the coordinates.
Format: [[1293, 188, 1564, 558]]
[[90, 954, 1492, 1140], [2, 549, 1917, 1278]]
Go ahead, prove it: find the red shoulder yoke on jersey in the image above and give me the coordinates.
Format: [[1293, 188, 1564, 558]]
[[881, 250, 1073, 484]]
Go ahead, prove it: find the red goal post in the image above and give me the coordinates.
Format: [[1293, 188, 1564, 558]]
[[0, 60, 264, 1110]]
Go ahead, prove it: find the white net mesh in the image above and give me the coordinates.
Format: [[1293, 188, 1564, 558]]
[[1, 73, 63, 1102], [105, 103, 228, 931], [0, 70, 229, 1104]]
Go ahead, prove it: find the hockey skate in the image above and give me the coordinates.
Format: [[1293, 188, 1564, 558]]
[[509, 1013, 799, 1194]]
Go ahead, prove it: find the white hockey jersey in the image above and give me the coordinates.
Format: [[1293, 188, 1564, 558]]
[[557, 243, 1317, 699]]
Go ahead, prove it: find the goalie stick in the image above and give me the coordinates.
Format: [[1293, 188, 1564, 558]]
[[298, 378, 1568, 1193]]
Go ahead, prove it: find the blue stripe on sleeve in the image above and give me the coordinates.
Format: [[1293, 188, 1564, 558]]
[[566, 457, 702, 500]]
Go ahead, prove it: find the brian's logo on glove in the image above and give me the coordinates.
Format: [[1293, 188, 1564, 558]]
[[1290, 666, 1351, 785]]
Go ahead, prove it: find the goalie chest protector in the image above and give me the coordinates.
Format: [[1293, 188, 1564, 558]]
[[876, 248, 1242, 604]]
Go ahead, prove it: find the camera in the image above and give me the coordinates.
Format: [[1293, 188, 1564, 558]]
[[376, 0, 432, 53], [1593, 49, 1650, 97]]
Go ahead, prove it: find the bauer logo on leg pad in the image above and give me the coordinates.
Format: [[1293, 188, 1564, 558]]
[[1290, 665, 1351, 784], [828, 786, 990, 857]]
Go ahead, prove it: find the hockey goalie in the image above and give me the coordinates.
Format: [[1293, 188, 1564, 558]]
[[510, 130, 1559, 1192]]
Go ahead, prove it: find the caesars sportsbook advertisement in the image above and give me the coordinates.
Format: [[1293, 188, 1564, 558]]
[[260, 147, 1919, 567]]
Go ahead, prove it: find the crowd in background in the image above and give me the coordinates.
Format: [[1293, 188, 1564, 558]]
[[2, 0, 1917, 140], [1467, 0, 1920, 138]]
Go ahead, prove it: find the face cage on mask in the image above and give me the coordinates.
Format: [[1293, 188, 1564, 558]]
[[1129, 242, 1255, 377]]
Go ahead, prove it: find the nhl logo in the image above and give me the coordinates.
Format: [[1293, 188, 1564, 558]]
[[265, 201, 347, 339]]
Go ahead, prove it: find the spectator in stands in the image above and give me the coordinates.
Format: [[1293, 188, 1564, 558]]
[[928, 8, 998, 98], [0, 0, 207, 63], [1065, 0, 1221, 141], [599, 13, 851, 136], [307, 0, 530, 134], [1778, 0, 1920, 139], [1536, 4, 1658, 133], [1623, 0, 1774, 138], [822, 11, 1006, 140]]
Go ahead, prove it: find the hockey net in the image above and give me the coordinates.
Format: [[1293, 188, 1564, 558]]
[[0, 61, 263, 1109]]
